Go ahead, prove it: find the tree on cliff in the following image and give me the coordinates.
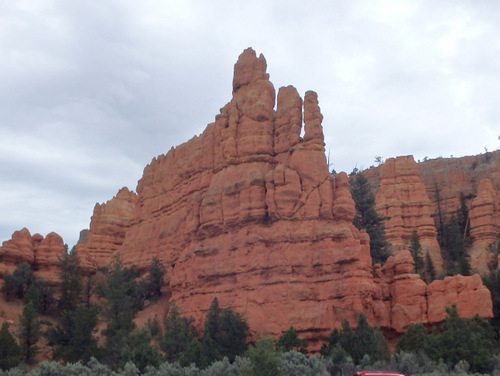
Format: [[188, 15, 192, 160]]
[[1, 262, 36, 300], [442, 215, 471, 276], [57, 249, 83, 312], [0, 322, 21, 370], [18, 294, 41, 363], [409, 230, 425, 276], [349, 172, 391, 264]]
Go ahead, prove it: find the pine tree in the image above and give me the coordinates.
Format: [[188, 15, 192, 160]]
[[58, 249, 83, 312], [443, 216, 471, 276], [276, 326, 308, 354], [349, 172, 391, 264], [1, 262, 36, 300], [396, 322, 428, 353], [409, 230, 424, 276], [200, 297, 249, 365], [18, 300, 41, 362], [161, 302, 197, 362], [425, 252, 436, 283], [46, 305, 99, 363], [0, 322, 21, 370]]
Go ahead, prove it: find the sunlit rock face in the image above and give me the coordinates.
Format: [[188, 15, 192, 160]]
[[73, 48, 493, 351]]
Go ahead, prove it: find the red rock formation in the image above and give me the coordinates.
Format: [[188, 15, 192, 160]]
[[365, 151, 500, 274], [76, 187, 137, 267], [0, 228, 65, 285], [74, 48, 494, 350], [469, 178, 500, 272], [373, 156, 444, 272]]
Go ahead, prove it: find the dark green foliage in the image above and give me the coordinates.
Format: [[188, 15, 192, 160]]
[[349, 172, 391, 264], [276, 326, 308, 354], [409, 230, 424, 276], [215, 306, 249, 360], [180, 298, 249, 368], [396, 322, 428, 353], [323, 312, 389, 364], [240, 336, 283, 376], [442, 215, 471, 276], [425, 252, 436, 283], [483, 268, 500, 334], [145, 257, 166, 299], [0, 322, 21, 370], [202, 298, 249, 363], [97, 257, 142, 368], [18, 300, 41, 362], [57, 249, 83, 312], [161, 302, 197, 362], [396, 305, 496, 373], [120, 329, 163, 372], [457, 193, 471, 246], [1, 262, 36, 300], [46, 305, 99, 363], [33, 279, 56, 314]]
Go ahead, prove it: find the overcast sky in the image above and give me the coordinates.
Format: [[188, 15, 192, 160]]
[[1, 0, 499, 248]]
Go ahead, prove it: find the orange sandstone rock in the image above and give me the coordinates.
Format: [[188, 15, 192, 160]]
[[74, 49, 493, 350]]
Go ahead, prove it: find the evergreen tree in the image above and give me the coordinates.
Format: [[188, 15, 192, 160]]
[[0, 322, 21, 370], [1, 262, 36, 300], [409, 230, 424, 276], [457, 193, 471, 246], [425, 252, 436, 283], [442, 216, 471, 276], [427, 305, 495, 373], [161, 302, 197, 362], [97, 257, 142, 367], [18, 300, 41, 362], [199, 297, 249, 365], [120, 328, 162, 372], [276, 326, 308, 354], [396, 322, 428, 353], [349, 172, 391, 264], [241, 336, 283, 376], [323, 313, 389, 364], [34, 279, 56, 314], [46, 305, 99, 363], [146, 257, 166, 299], [58, 249, 83, 312]]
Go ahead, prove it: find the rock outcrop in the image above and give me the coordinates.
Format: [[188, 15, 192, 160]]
[[76, 187, 138, 267], [364, 151, 500, 274], [0, 228, 65, 285], [372, 156, 444, 272], [73, 48, 493, 350]]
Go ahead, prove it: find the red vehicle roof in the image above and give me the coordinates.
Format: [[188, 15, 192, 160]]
[[354, 372, 407, 376]]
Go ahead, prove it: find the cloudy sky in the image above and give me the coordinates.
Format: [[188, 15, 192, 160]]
[[1, 0, 499, 247]]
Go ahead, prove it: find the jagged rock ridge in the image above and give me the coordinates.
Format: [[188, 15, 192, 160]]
[[74, 48, 492, 350], [0, 49, 493, 351]]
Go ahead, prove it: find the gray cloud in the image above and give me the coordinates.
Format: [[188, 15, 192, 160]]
[[1, 0, 499, 246]]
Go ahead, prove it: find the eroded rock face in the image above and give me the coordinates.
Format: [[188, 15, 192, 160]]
[[373, 156, 444, 272], [365, 151, 500, 274], [0, 228, 65, 285], [70, 49, 494, 349], [76, 187, 137, 267]]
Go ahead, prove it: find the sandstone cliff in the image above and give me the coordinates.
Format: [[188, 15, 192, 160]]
[[72, 48, 493, 350], [364, 152, 500, 274]]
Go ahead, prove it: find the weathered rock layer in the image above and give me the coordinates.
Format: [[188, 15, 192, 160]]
[[74, 48, 492, 349]]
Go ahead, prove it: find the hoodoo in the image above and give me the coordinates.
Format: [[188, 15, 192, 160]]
[[2, 49, 494, 351]]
